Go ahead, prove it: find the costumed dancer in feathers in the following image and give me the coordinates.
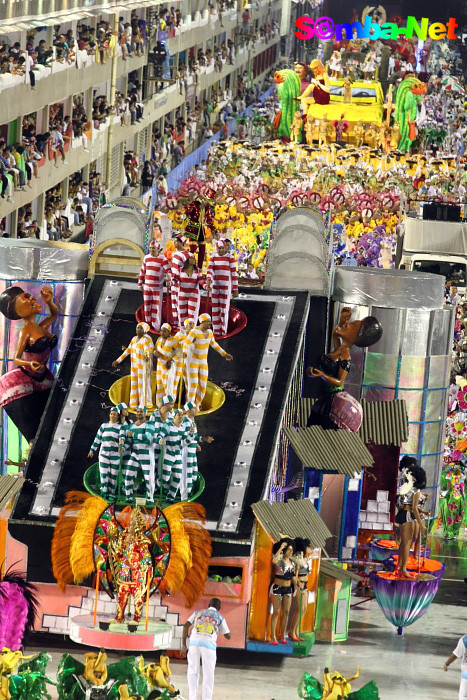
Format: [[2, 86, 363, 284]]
[[181, 401, 214, 500], [164, 318, 194, 402], [112, 322, 154, 410], [395, 456, 427, 578], [169, 234, 190, 330], [87, 407, 125, 500], [178, 254, 206, 327], [183, 313, 233, 409], [269, 539, 296, 645], [154, 323, 173, 407], [306, 309, 382, 431], [138, 239, 170, 331], [113, 507, 153, 624], [0, 566, 38, 652], [438, 461, 467, 540], [206, 237, 238, 336], [122, 406, 157, 503]]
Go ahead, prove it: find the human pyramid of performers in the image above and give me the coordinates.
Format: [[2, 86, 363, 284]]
[[88, 233, 236, 505]]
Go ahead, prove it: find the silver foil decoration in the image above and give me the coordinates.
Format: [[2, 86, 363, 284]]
[[0, 239, 89, 281]]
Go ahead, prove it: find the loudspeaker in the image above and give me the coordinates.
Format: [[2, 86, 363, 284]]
[[422, 203, 461, 222]]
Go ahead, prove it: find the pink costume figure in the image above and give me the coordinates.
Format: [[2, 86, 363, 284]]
[[333, 115, 349, 142], [178, 253, 206, 327], [138, 240, 170, 331], [206, 237, 238, 336], [169, 234, 190, 330]]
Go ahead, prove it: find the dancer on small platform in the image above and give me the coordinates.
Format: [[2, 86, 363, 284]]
[[88, 407, 125, 499], [395, 456, 427, 578], [112, 322, 154, 410], [206, 238, 238, 336], [123, 406, 156, 503], [183, 313, 233, 409], [154, 323, 173, 407], [138, 240, 170, 331], [169, 234, 190, 330]]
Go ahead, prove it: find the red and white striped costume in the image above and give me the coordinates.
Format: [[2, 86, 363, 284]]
[[170, 249, 190, 330], [138, 253, 169, 331], [178, 268, 206, 327], [207, 251, 238, 336]]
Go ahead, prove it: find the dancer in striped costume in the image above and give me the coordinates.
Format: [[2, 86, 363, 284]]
[[178, 254, 206, 327], [123, 406, 156, 503], [112, 322, 154, 410], [206, 238, 238, 336], [88, 407, 125, 499], [169, 235, 190, 330], [154, 323, 172, 407], [165, 318, 194, 401], [162, 408, 186, 500], [148, 394, 174, 489], [181, 401, 214, 500], [138, 240, 170, 331], [183, 313, 233, 409]]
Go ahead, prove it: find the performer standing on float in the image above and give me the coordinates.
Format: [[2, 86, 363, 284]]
[[289, 538, 314, 642], [154, 323, 173, 407], [148, 394, 174, 488], [178, 255, 206, 327], [162, 408, 187, 500], [88, 407, 125, 500], [164, 318, 194, 402], [183, 313, 233, 409], [269, 539, 296, 644], [112, 322, 154, 410], [206, 238, 238, 336], [138, 240, 170, 331], [123, 405, 158, 503], [181, 401, 214, 500], [169, 234, 190, 330]]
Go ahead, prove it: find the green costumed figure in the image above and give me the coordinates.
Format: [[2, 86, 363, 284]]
[[273, 69, 301, 140], [438, 462, 467, 540], [298, 667, 379, 699], [393, 74, 427, 152]]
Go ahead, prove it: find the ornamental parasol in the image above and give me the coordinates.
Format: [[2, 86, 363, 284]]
[[369, 538, 431, 562], [370, 561, 445, 635], [441, 76, 465, 94]]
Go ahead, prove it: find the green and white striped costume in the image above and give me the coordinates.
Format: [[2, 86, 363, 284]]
[[90, 421, 125, 498], [123, 420, 156, 502], [148, 409, 173, 487], [180, 415, 200, 500], [163, 423, 189, 500]]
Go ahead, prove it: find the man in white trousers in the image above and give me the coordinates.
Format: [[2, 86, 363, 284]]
[[444, 634, 467, 699], [182, 597, 231, 700]]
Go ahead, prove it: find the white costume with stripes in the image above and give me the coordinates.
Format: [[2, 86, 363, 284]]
[[170, 249, 190, 329], [90, 421, 124, 498], [206, 252, 238, 336], [138, 253, 170, 331], [178, 268, 205, 327], [115, 333, 154, 409], [183, 327, 227, 408]]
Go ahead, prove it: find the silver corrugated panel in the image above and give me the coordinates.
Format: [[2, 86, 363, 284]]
[[283, 426, 373, 476], [0, 240, 89, 281], [298, 398, 408, 447], [251, 499, 331, 551], [332, 267, 445, 310], [0, 476, 24, 512], [319, 559, 361, 581]]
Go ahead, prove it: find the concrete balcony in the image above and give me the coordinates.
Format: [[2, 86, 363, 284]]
[[0, 51, 147, 127]]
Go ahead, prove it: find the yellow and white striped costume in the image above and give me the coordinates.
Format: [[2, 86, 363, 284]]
[[155, 327, 172, 407], [115, 324, 154, 409], [183, 324, 227, 408]]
